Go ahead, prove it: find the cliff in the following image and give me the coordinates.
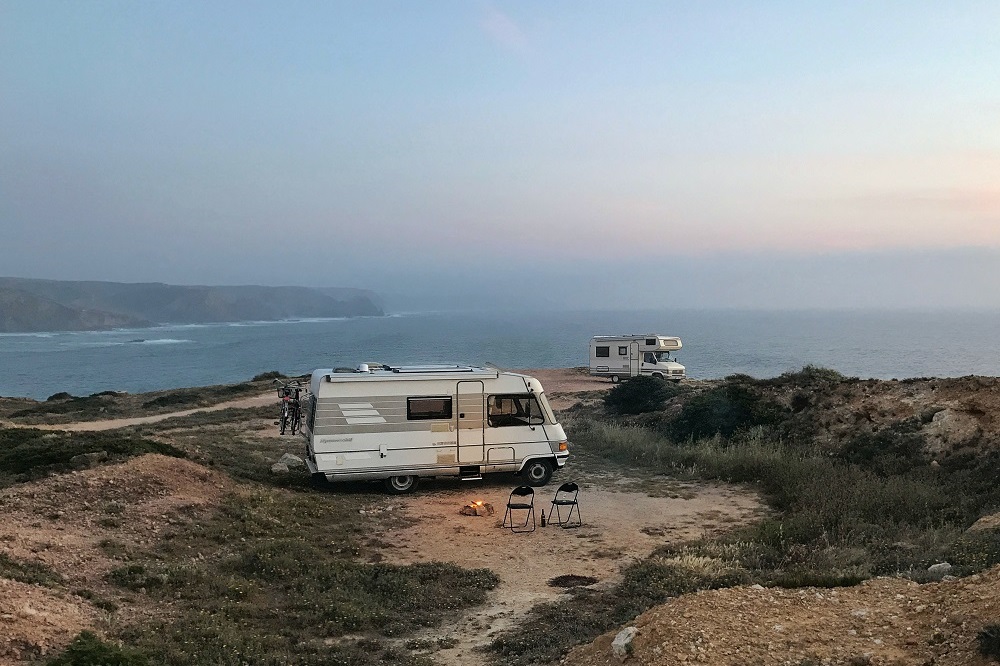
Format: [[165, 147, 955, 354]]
[[0, 278, 384, 332]]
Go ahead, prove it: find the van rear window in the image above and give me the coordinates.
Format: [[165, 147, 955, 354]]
[[595, 346, 610, 358], [407, 397, 452, 420]]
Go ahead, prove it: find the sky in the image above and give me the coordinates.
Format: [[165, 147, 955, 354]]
[[1, 1, 999, 310]]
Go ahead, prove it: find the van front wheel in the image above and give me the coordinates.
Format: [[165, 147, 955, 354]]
[[523, 460, 553, 487], [384, 475, 419, 494]]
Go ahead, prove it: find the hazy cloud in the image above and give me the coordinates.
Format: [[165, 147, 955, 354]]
[[480, 5, 529, 55]]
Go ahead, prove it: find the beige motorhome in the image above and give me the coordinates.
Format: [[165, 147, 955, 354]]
[[301, 364, 569, 493], [590, 334, 686, 382]]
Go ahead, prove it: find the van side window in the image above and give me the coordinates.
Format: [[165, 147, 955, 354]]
[[618, 346, 627, 355], [407, 397, 452, 420], [307, 395, 317, 431], [644, 352, 656, 363], [487, 394, 546, 427], [646, 338, 657, 346], [595, 346, 610, 358]]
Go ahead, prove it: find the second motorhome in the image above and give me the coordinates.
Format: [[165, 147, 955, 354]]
[[301, 364, 569, 493], [590, 334, 686, 382]]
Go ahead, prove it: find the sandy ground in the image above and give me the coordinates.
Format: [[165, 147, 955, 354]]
[[0, 455, 232, 663], [371, 479, 763, 665], [566, 567, 1000, 666]]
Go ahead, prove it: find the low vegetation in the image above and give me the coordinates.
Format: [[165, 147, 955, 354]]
[[2, 376, 272, 424], [490, 368, 1000, 663], [18, 367, 999, 665], [99, 489, 497, 665], [0, 428, 184, 487], [602, 375, 685, 415], [0, 552, 63, 586], [47, 631, 148, 666]]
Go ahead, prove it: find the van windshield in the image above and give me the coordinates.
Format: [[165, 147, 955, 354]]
[[653, 351, 673, 363], [487, 394, 547, 427]]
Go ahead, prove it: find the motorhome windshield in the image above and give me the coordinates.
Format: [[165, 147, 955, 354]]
[[653, 351, 673, 363], [487, 394, 549, 427]]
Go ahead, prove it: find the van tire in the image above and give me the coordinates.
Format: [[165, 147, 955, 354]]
[[384, 475, 419, 494], [610, 375, 620, 384], [652, 372, 663, 379], [523, 460, 553, 487]]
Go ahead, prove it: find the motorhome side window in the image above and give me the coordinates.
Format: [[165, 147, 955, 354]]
[[407, 397, 452, 420], [595, 346, 610, 358], [487, 394, 546, 427], [618, 346, 627, 355], [646, 338, 657, 346], [644, 352, 656, 363], [307, 395, 317, 431]]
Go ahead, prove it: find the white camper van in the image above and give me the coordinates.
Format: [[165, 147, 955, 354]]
[[302, 364, 569, 493], [590, 335, 686, 383]]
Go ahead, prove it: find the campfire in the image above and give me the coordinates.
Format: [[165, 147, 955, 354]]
[[459, 500, 495, 517]]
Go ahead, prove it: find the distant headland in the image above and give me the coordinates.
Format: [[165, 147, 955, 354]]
[[0, 277, 384, 333]]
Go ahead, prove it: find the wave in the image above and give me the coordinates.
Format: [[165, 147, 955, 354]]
[[73, 338, 194, 348], [0, 331, 59, 338]]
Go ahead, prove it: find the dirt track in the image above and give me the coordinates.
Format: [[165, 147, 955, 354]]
[[2, 393, 274, 432]]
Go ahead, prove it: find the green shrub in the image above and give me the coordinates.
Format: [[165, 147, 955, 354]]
[[11, 394, 116, 418], [839, 418, 927, 475], [603, 375, 681, 415], [0, 429, 184, 486], [251, 371, 283, 381], [47, 631, 148, 666], [0, 553, 63, 586], [979, 625, 1000, 661], [666, 384, 784, 440], [106, 564, 168, 591], [947, 529, 1000, 573]]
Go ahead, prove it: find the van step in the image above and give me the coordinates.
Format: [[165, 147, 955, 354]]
[[459, 466, 482, 481]]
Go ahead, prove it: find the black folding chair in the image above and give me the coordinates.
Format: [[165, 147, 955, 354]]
[[549, 482, 582, 528], [503, 486, 536, 533]]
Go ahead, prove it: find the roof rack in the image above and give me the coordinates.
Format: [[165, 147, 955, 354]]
[[389, 365, 482, 374]]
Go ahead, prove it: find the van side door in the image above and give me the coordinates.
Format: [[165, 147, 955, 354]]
[[456, 380, 485, 463], [629, 341, 640, 376]]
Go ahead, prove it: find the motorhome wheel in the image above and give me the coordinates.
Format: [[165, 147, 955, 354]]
[[384, 475, 419, 494], [611, 375, 620, 383], [652, 372, 663, 379], [523, 460, 553, 487]]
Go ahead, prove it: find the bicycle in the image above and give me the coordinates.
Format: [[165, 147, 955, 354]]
[[274, 380, 304, 435]]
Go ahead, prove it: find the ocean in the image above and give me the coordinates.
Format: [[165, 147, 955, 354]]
[[2, 309, 999, 400]]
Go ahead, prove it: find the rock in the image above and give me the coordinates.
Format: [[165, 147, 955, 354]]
[[612, 626, 637, 661], [270, 462, 289, 474], [928, 562, 952, 575], [278, 453, 305, 468]]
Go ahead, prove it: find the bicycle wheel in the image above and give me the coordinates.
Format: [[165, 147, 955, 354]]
[[290, 405, 300, 434], [279, 404, 289, 435]]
